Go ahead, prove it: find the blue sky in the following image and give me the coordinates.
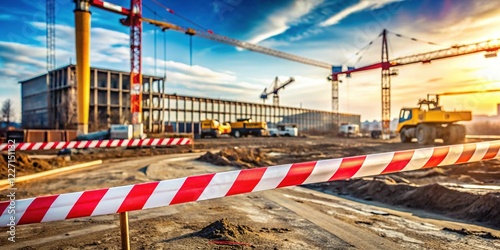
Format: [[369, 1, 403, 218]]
[[1, 0, 500, 122]]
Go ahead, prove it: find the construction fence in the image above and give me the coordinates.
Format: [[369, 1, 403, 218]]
[[157, 94, 360, 134]]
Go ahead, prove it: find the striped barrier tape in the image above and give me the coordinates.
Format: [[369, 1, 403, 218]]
[[0, 138, 192, 151], [1, 140, 499, 226]]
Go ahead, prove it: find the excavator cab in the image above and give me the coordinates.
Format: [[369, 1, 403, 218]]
[[396, 108, 418, 133], [398, 108, 413, 123]]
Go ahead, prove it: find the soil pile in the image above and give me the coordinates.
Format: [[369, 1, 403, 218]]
[[196, 147, 273, 169], [196, 218, 254, 241], [0, 153, 66, 178], [310, 178, 500, 228]]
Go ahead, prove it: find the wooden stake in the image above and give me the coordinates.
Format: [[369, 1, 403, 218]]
[[119, 212, 130, 250]]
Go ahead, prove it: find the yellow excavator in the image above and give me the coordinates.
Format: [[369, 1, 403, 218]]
[[397, 88, 500, 145]]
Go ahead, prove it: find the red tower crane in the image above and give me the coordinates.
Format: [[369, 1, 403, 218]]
[[331, 29, 500, 139], [73, 0, 336, 135]]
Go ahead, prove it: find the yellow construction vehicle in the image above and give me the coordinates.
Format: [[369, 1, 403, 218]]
[[230, 118, 269, 138], [396, 94, 471, 145], [200, 119, 231, 138]]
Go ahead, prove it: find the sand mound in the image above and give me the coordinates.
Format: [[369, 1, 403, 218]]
[[0, 153, 66, 179], [397, 183, 479, 211], [196, 218, 254, 241], [311, 179, 500, 228], [196, 147, 273, 169]]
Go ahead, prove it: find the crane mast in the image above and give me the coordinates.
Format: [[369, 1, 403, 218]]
[[46, 0, 56, 128], [381, 29, 391, 139], [126, 0, 142, 125]]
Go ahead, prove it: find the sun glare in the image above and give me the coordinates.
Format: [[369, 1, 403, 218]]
[[473, 56, 500, 86]]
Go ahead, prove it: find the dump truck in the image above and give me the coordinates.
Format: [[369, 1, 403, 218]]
[[230, 118, 269, 138], [396, 95, 471, 145], [200, 119, 231, 138]]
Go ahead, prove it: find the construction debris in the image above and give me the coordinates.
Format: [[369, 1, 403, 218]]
[[0, 153, 66, 179], [196, 218, 254, 241], [196, 147, 273, 169]]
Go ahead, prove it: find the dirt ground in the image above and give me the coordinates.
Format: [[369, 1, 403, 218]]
[[0, 153, 67, 179], [194, 138, 500, 229], [1, 136, 499, 249]]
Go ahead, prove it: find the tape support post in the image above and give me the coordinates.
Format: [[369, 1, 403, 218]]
[[0, 138, 192, 151], [1, 140, 499, 226]]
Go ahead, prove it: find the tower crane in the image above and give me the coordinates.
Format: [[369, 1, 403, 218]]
[[331, 29, 500, 139], [260, 77, 295, 106], [46, 0, 55, 127], [74, 0, 337, 135]]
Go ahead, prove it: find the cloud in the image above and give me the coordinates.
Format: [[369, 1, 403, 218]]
[[0, 14, 12, 20], [0, 21, 270, 120], [319, 0, 402, 27], [244, 0, 324, 45], [0, 41, 46, 68], [141, 56, 262, 96]]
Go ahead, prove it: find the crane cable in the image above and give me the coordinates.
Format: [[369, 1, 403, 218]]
[[189, 35, 193, 66], [150, 0, 213, 33], [164, 28, 167, 80], [341, 34, 379, 67], [149, 0, 205, 66], [387, 30, 449, 47], [154, 11, 158, 76]]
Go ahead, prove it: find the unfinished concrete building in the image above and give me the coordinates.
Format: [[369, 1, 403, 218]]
[[20, 64, 165, 132], [20, 64, 361, 135]]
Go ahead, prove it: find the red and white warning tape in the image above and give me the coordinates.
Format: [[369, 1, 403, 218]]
[[1, 140, 499, 226], [0, 138, 192, 151]]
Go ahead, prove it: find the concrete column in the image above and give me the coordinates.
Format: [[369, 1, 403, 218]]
[[198, 99, 202, 121], [204, 100, 208, 119], [175, 97, 179, 132], [93, 69, 98, 127], [162, 80, 166, 133], [191, 98, 194, 135], [184, 98, 187, 133], [167, 96, 171, 126], [149, 77, 153, 132], [118, 73, 123, 121], [218, 101, 221, 121], [106, 71, 111, 129], [223, 102, 226, 122]]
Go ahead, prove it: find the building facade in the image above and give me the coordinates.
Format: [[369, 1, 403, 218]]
[[20, 64, 165, 132]]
